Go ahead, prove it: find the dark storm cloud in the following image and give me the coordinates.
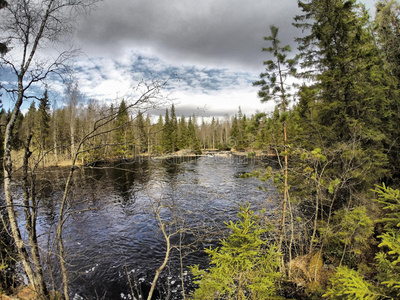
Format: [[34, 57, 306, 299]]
[[77, 0, 303, 72]]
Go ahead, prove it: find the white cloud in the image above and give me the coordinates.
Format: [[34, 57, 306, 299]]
[[64, 50, 271, 117]]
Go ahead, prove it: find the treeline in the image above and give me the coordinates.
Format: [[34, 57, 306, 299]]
[[0, 94, 284, 164]]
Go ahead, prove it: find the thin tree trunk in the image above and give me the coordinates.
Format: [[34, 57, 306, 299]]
[[54, 126, 58, 164], [70, 121, 75, 159], [287, 192, 295, 277], [57, 163, 76, 300], [2, 1, 57, 295], [3, 88, 42, 297], [277, 58, 288, 263], [22, 135, 48, 298], [309, 193, 319, 254], [148, 211, 171, 300], [147, 127, 151, 154]]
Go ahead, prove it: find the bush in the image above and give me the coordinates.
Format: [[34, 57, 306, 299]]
[[190, 203, 281, 300]]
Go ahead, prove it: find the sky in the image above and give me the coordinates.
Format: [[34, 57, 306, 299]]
[[1, 0, 378, 118]]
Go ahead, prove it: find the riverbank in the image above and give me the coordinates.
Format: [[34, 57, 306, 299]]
[[9, 149, 276, 171]]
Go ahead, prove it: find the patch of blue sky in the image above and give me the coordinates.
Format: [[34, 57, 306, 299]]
[[123, 52, 257, 94]]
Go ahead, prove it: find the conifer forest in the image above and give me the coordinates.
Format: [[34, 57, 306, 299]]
[[1, 0, 400, 299]]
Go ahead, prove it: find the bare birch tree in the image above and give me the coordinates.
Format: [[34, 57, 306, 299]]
[[0, 1, 99, 298], [55, 79, 167, 299]]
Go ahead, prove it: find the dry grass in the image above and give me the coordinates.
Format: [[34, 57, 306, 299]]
[[10, 150, 83, 171], [1, 287, 63, 300], [1, 286, 37, 300]]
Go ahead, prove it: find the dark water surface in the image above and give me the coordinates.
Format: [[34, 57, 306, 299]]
[[24, 155, 277, 299]]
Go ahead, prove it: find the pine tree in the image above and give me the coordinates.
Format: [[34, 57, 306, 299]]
[[253, 25, 296, 253]]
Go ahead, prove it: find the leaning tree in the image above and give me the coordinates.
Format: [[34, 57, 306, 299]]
[[0, 1, 99, 298]]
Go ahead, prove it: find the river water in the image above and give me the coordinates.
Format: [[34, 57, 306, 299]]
[[25, 155, 277, 299]]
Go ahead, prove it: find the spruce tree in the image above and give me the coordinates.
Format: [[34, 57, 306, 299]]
[[154, 115, 163, 154], [239, 114, 248, 149], [36, 90, 50, 152], [170, 104, 178, 151], [375, 0, 400, 80], [187, 116, 201, 155], [177, 115, 188, 150], [161, 108, 172, 153], [229, 115, 240, 149], [190, 204, 281, 299], [374, 0, 400, 180], [26, 102, 36, 134], [113, 100, 131, 158], [135, 111, 147, 153], [294, 0, 391, 189]]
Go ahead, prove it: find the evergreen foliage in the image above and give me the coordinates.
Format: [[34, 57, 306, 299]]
[[324, 266, 379, 300], [177, 115, 188, 150], [190, 203, 281, 300], [187, 116, 202, 155], [229, 115, 240, 149], [113, 99, 131, 157], [374, 0, 400, 180], [161, 108, 172, 153], [373, 184, 400, 297], [253, 26, 296, 105], [170, 104, 178, 151], [375, 0, 400, 80], [294, 0, 391, 188], [35, 90, 51, 151], [318, 206, 374, 266], [135, 111, 147, 153]]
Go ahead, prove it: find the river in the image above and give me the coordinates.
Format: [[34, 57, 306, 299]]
[[20, 154, 278, 299]]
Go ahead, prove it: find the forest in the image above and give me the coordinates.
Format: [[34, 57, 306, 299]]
[[1, 0, 400, 299], [0, 96, 283, 163]]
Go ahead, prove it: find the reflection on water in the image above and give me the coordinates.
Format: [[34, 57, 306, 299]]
[[31, 155, 277, 299]]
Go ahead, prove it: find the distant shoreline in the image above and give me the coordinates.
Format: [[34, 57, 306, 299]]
[[9, 149, 277, 171]]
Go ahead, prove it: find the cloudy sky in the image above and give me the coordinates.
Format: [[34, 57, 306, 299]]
[[2, 0, 378, 118]]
